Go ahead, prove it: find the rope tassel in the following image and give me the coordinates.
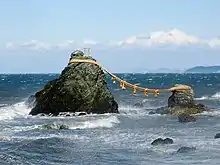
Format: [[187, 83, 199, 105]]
[[120, 81, 126, 90], [154, 90, 159, 96], [133, 86, 137, 95], [144, 89, 148, 96], [111, 77, 116, 84]]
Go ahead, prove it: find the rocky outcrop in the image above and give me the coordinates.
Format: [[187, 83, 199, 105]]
[[29, 50, 119, 116], [167, 85, 209, 115], [151, 138, 173, 145], [149, 84, 209, 116], [176, 146, 196, 153], [178, 114, 196, 123], [168, 84, 195, 108], [214, 133, 220, 139]]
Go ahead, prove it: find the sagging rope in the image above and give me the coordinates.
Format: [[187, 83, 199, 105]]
[[68, 59, 192, 96]]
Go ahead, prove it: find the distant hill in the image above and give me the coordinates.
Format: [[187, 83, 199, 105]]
[[185, 66, 220, 73]]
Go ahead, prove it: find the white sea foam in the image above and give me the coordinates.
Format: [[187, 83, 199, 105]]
[[195, 92, 220, 101], [0, 102, 30, 121], [67, 115, 120, 129]]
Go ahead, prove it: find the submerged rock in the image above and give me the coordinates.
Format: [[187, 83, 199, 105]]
[[134, 102, 144, 108], [176, 146, 196, 153], [41, 123, 69, 130], [214, 133, 220, 139], [178, 114, 196, 123], [151, 138, 173, 145], [29, 50, 118, 116]]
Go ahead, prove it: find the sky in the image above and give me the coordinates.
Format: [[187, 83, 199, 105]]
[[0, 0, 220, 73]]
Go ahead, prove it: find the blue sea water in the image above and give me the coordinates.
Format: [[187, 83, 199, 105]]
[[0, 73, 220, 164]]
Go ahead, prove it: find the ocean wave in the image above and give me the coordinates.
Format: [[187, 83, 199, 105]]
[[0, 102, 30, 121], [38, 115, 120, 130], [195, 92, 220, 101]]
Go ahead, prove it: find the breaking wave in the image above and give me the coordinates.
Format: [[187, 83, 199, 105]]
[[39, 115, 120, 130], [195, 92, 220, 101], [0, 102, 30, 121]]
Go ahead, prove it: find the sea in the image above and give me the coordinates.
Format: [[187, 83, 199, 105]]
[[0, 73, 220, 165]]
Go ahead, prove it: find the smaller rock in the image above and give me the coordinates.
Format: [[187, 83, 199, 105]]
[[148, 106, 170, 115], [59, 125, 69, 130], [41, 123, 69, 130], [163, 138, 174, 144], [134, 102, 144, 108], [178, 114, 196, 123], [168, 84, 194, 108], [177, 146, 196, 153], [77, 112, 87, 116], [37, 113, 48, 117], [151, 138, 173, 145], [214, 133, 220, 139]]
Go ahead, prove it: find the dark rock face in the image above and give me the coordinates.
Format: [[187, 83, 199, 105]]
[[214, 133, 220, 139], [29, 50, 119, 116], [176, 146, 196, 153], [151, 138, 173, 145], [25, 94, 36, 108], [168, 85, 195, 108], [178, 114, 196, 123]]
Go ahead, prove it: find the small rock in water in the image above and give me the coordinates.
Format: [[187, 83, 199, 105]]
[[214, 133, 220, 139], [58, 112, 75, 117], [151, 138, 173, 145], [59, 124, 69, 130], [77, 112, 87, 116], [134, 102, 144, 108], [37, 113, 48, 117], [177, 146, 196, 153], [178, 114, 196, 123], [41, 123, 69, 130]]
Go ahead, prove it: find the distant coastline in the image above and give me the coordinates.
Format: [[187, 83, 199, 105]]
[[184, 66, 220, 73], [1, 66, 220, 74]]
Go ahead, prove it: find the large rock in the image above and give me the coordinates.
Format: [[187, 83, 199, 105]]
[[29, 50, 119, 116]]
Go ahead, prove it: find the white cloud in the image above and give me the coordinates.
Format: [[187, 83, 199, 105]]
[[208, 37, 220, 47], [83, 39, 98, 45], [56, 40, 76, 50], [5, 42, 15, 50], [5, 40, 51, 52], [4, 29, 220, 51], [120, 29, 200, 47]]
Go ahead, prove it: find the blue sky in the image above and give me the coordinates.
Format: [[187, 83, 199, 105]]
[[0, 0, 219, 73]]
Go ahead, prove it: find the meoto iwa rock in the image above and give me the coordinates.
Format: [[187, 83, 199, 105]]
[[29, 50, 118, 116]]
